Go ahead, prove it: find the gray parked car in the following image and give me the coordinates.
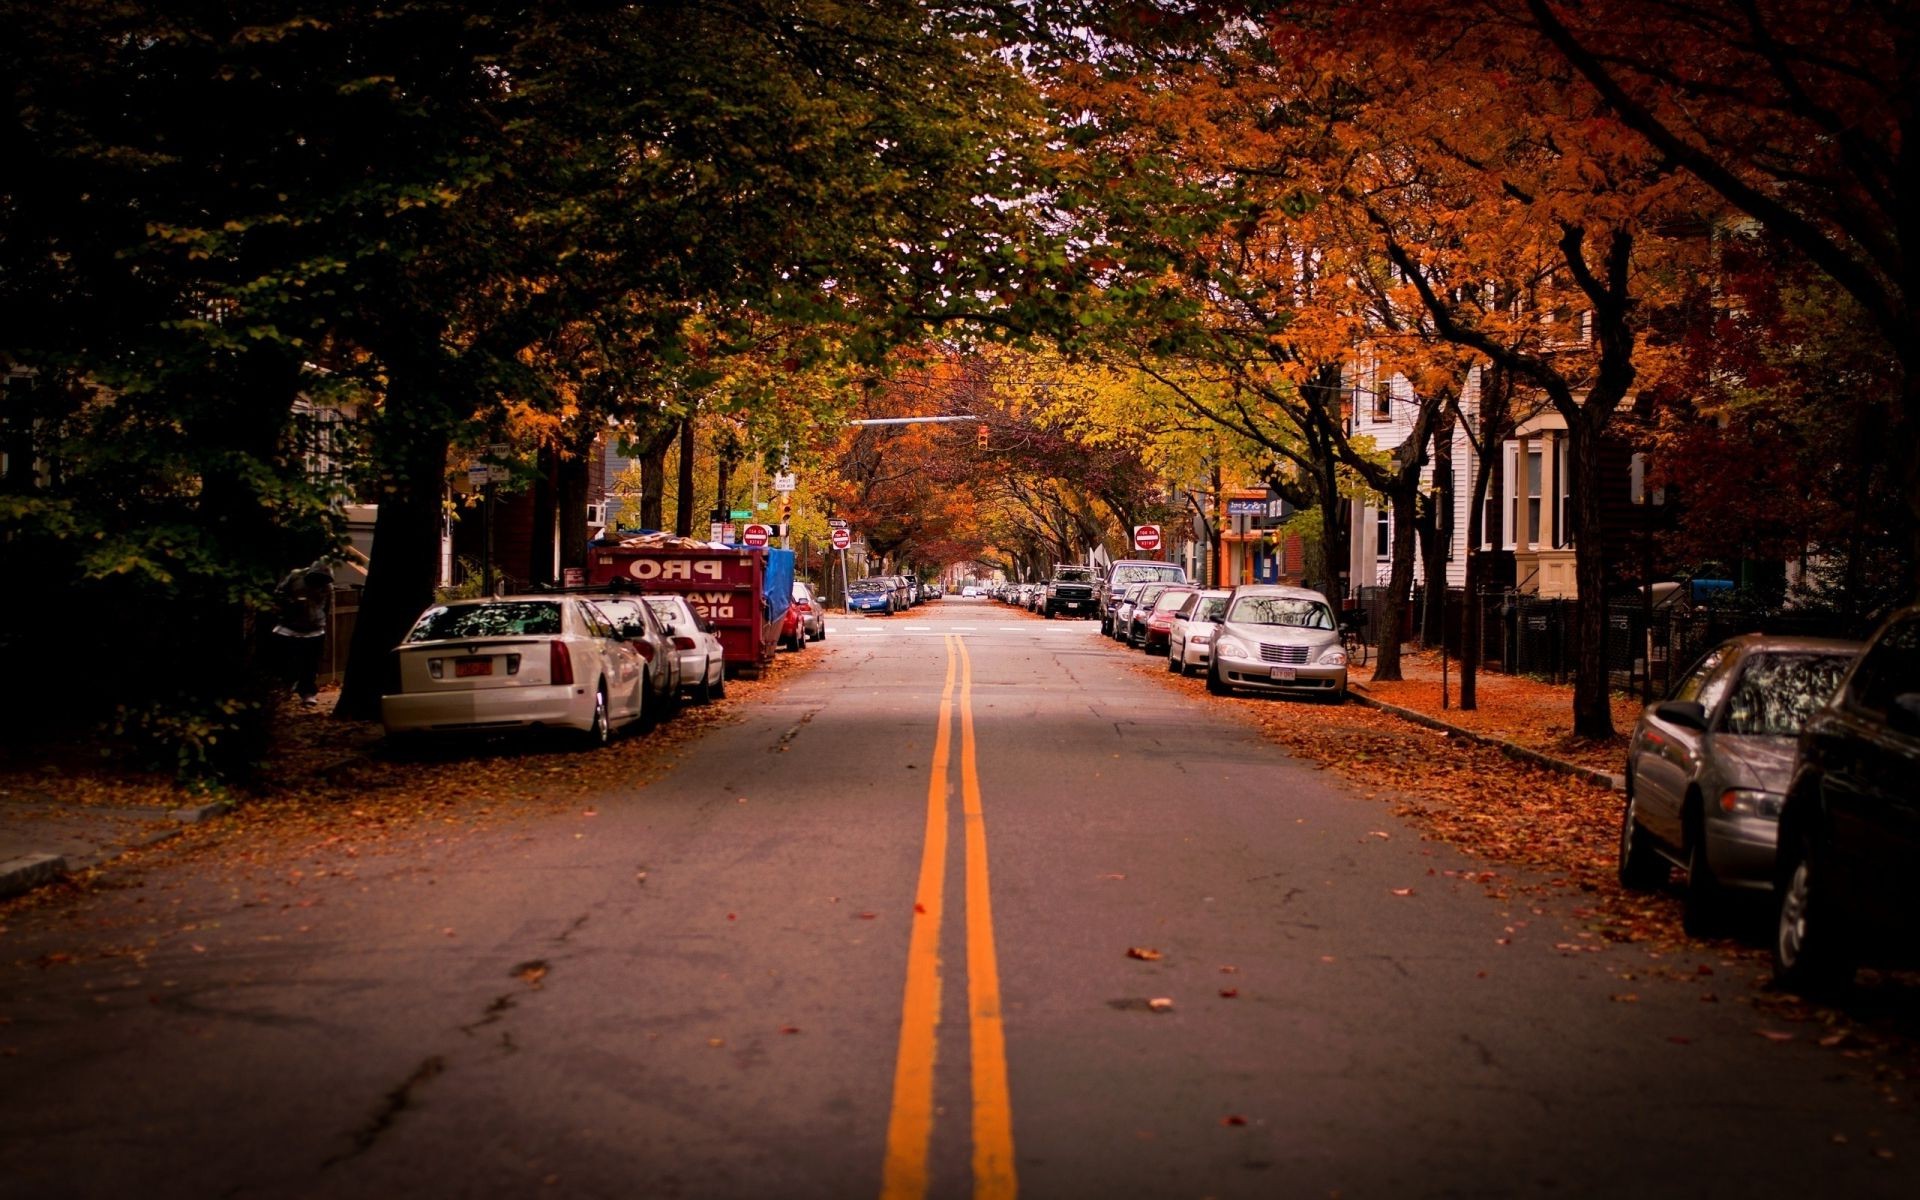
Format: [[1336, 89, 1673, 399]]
[[1618, 633, 1860, 934], [1204, 585, 1347, 701]]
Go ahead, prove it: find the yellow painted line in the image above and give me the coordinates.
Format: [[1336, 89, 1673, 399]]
[[957, 637, 1018, 1200], [880, 636, 957, 1200]]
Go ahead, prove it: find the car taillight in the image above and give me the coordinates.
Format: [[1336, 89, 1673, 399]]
[[634, 641, 656, 661], [549, 640, 574, 685], [672, 636, 696, 650]]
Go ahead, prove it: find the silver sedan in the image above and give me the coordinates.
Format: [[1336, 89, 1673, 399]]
[[1618, 633, 1859, 934]]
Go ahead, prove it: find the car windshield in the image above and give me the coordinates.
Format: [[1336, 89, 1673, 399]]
[[642, 597, 684, 624], [1194, 597, 1227, 622], [1153, 591, 1192, 612], [1055, 568, 1094, 582], [1112, 565, 1185, 588], [1227, 596, 1335, 630], [1721, 652, 1855, 736], [407, 601, 562, 641], [592, 598, 647, 625], [850, 581, 888, 594]]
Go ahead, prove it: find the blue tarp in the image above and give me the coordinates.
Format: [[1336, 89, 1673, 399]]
[[760, 548, 794, 622]]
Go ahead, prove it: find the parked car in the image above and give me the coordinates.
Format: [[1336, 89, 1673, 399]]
[[1617, 633, 1861, 934], [640, 593, 728, 703], [575, 594, 684, 719], [1140, 586, 1200, 654], [381, 596, 659, 746], [848, 579, 896, 614], [1771, 605, 1920, 992], [780, 581, 823, 649], [1111, 583, 1148, 641], [1125, 582, 1177, 647], [1042, 565, 1098, 619], [1168, 590, 1230, 676], [1100, 559, 1189, 635], [1204, 585, 1348, 701]]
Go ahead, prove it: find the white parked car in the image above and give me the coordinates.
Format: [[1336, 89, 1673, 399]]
[[1204, 585, 1348, 701], [641, 594, 728, 703], [1167, 590, 1230, 676], [381, 596, 658, 745]]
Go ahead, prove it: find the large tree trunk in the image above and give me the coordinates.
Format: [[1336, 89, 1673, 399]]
[[1460, 434, 1496, 712], [1567, 419, 1615, 739], [674, 415, 696, 537], [1370, 480, 1421, 682], [531, 444, 558, 586], [337, 412, 451, 720], [637, 425, 672, 530], [557, 428, 592, 576], [1418, 415, 1454, 646]]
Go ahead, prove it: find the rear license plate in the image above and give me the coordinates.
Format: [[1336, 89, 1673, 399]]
[[455, 659, 493, 678], [1270, 666, 1296, 682]]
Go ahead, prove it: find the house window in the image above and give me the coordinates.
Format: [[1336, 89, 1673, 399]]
[[1372, 388, 1392, 422], [1375, 509, 1390, 560], [1509, 447, 1542, 548], [1556, 439, 1572, 547]]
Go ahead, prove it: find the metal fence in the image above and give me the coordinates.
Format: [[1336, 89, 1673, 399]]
[[1358, 585, 1861, 698]]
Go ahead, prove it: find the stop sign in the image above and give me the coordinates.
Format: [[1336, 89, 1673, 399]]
[[1133, 524, 1162, 552], [742, 523, 771, 547], [831, 527, 852, 550]]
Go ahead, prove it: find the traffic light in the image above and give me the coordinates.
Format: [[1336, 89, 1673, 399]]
[[976, 422, 989, 448], [780, 496, 792, 534]]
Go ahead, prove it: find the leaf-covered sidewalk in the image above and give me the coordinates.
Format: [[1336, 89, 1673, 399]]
[[1349, 647, 1643, 773]]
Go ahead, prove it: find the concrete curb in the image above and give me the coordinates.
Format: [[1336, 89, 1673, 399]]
[[1347, 688, 1626, 792], [0, 853, 69, 900]]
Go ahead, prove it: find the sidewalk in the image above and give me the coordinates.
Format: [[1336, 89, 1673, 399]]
[[1346, 646, 1642, 789]]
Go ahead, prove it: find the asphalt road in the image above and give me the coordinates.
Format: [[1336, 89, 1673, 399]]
[[3, 597, 1917, 1199]]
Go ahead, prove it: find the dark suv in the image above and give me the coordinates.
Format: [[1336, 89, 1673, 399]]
[[1043, 565, 1098, 619], [1772, 605, 1920, 992]]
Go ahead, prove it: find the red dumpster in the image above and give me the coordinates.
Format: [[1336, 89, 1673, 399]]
[[587, 541, 793, 675]]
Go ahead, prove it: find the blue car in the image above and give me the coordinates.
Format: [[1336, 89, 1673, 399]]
[[848, 583, 895, 614]]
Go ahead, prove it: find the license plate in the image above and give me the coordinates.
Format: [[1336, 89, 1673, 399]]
[[455, 659, 493, 677], [1270, 666, 1296, 682]]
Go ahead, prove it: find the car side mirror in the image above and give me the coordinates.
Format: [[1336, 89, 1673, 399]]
[[1654, 699, 1709, 732], [1888, 693, 1920, 738]]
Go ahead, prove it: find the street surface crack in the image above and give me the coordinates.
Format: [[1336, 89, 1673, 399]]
[[770, 706, 822, 754], [322, 1055, 445, 1169], [555, 914, 589, 943]]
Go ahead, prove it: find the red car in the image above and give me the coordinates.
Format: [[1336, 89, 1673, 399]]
[[781, 582, 825, 650], [1140, 586, 1199, 654]]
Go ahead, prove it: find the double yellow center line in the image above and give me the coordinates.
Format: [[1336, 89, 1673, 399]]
[[881, 634, 1016, 1200]]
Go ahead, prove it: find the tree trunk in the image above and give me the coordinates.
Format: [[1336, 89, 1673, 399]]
[[1415, 494, 1445, 646], [531, 444, 558, 586], [674, 415, 696, 537], [1567, 419, 1616, 739], [1370, 480, 1421, 682], [557, 429, 592, 575], [638, 427, 671, 531], [337, 415, 451, 720], [1419, 415, 1455, 646]]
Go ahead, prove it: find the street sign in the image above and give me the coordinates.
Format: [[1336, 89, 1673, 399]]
[[827, 517, 849, 529], [466, 464, 491, 489], [730, 509, 752, 520], [1227, 499, 1266, 516], [773, 472, 797, 493], [831, 527, 852, 550], [742, 523, 771, 548], [709, 522, 731, 544], [1133, 524, 1163, 552], [561, 567, 585, 587]]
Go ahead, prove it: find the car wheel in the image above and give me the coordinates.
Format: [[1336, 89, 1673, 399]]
[[1617, 790, 1666, 891], [1206, 659, 1230, 696], [711, 664, 728, 699], [1772, 829, 1855, 994], [1166, 648, 1180, 672], [694, 659, 714, 704], [1681, 829, 1725, 937], [582, 684, 612, 749]]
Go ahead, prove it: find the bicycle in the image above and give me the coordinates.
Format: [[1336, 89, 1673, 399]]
[[1341, 622, 1370, 667]]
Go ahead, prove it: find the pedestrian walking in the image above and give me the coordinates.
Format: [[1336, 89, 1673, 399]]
[[273, 561, 333, 707]]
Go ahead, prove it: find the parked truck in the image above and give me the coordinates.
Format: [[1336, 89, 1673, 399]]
[[587, 539, 793, 675]]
